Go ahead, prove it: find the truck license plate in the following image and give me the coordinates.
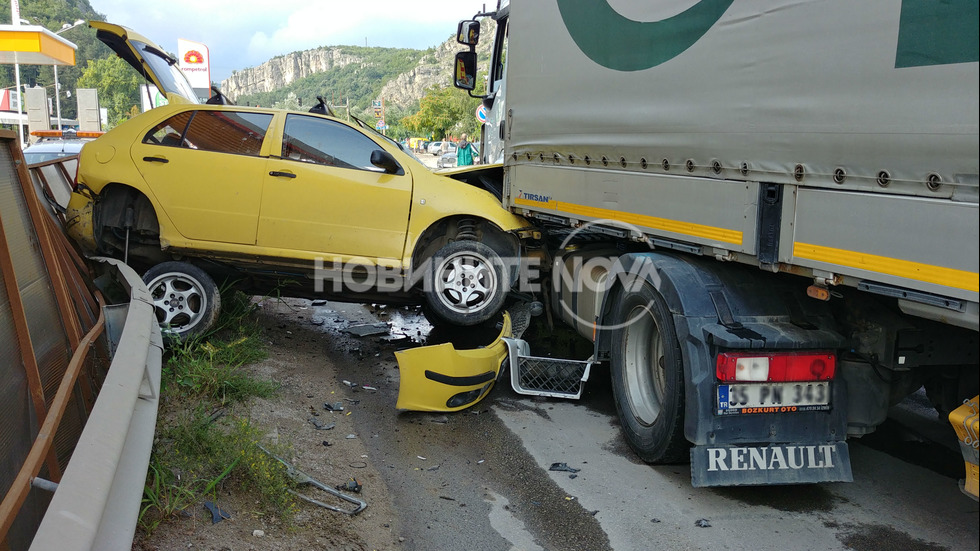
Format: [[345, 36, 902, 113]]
[[717, 382, 830, 415]]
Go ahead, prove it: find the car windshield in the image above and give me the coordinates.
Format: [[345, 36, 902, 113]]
[[133, 39, 200, 103], [349, 114, 425, 164]]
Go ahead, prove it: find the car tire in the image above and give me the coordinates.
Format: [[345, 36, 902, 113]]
[[609, 281, 689, 464], [142, 261, 221, 343], [423, 240, 508, 327]]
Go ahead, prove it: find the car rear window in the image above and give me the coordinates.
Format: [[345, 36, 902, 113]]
[[144, 110, 273, 157]]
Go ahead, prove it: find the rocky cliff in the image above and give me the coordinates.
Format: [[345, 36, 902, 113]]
[[220, 48, 367, 101], [220, 20, 493, 110]]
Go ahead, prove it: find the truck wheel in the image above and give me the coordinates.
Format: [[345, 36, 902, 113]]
[[424, 240, 508, 327], [610, 282, 689, 464], [143, 261, 221, 343]]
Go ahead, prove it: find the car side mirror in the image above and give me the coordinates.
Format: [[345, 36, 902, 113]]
[[454, 51, 478, 91], [457, 20, 480, 46], [371, 150, 403, 175]]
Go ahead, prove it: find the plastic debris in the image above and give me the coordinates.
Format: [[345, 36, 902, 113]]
[[336, 478, 362, 493], [362, 385, 378, 391], [549, 462, 581, 473], [346, 434, 357, 439], [308, 418, 335, 431], [204, 501, 231, 524], [695, 518, 712, 528], [346, 323, 389, 337], [324, 401, 345, 412], [252, 529, 265, 537]]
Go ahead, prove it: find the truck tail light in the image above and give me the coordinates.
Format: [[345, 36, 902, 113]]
[[716, 352, 835, 382]]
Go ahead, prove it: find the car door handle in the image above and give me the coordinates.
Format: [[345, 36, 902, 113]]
[[143, 156, 169, 163], [269, 170, 296, 178]]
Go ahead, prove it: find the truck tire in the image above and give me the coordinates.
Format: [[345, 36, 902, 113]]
[[609, 281, 689, 464], [143, 261, 221, 343], [424, 240, 508, 327]]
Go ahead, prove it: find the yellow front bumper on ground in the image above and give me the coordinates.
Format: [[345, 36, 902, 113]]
[[395, 313, 512, 412], [949, 395, 979, 501]]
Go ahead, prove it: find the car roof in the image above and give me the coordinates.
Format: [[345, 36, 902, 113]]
[[23, 139, 88, 153]]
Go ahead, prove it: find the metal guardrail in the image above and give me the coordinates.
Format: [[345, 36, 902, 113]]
[[29, 259, 162, 551]]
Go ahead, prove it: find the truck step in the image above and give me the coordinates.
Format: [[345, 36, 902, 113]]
[[502, 339, 593, 399]]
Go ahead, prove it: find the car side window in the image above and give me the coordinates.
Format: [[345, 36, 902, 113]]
[[143, 111, 273, 157], [282, 114, 383, 172]]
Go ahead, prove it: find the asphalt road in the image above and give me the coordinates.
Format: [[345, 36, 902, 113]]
[[314, 302, 978, 551]]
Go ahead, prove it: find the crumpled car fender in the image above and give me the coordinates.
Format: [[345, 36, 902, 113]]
[[395, 313, 512, 412]]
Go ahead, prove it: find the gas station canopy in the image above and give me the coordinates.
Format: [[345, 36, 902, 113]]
[[0, 24, 76, 65]]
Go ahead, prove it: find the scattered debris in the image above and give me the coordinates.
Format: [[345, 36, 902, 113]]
[[203, 501, 231, 524], [322, 440, 332, 447], [651, 518, 661, 523], [324, 402, 345, 412], [336, 478, 362, 493], [346, 323, 389, 337], [252, 530, 265, 537], [427, 465, 440, 472], [258, 445, 366, 515], [417, 456, 426, 460], [342, 380, 357, 389], [346, 434, 357, 439], [362, 385, 378, 391], [549, 462, 581, 474], [429, 415, 449, 424], [439, 496, 456, 501], [349, 461, 368, 469], [308, 418, 335, 431], [311, 299, 327, 306], [695, 518, 712, 528]]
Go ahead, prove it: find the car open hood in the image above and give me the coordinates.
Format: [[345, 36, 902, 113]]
[[90, 21, 199, 105]]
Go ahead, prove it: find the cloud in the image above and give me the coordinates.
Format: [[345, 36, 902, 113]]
[[88, 0, 490, 81]]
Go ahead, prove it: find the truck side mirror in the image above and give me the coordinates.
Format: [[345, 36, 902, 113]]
[[454, 51, 478, 91], [457, 20, 480, 46]]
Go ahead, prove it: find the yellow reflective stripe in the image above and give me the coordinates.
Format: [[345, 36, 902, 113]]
[[514, 197, 742, 245], [794, 242, 979, 293]]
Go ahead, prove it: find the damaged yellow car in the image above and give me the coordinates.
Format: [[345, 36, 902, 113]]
[[66, 22, 531, 340]]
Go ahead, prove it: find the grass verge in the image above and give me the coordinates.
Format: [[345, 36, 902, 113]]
[[138, 290, 298, 536]]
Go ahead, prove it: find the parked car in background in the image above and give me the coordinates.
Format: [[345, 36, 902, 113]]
[[427, 141, 444, 155], [22, 130, 102, 164], [66, 22, 531, 340], [437, 151, 457, 169]]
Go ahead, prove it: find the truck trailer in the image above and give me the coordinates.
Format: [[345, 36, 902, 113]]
[[449, 0, 979, 488]]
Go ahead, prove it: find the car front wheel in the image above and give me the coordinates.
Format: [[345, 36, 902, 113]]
[[423, 240, 508, 327], [142, 261, 221, 342]]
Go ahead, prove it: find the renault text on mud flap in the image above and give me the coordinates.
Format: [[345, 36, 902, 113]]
[[706, 444, 837, 472]]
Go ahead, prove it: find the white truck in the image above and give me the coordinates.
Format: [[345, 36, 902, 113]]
[[450, 0, 979, 487]]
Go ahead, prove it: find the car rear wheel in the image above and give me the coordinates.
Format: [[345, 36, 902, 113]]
[[142, 261, 221, 343], [423, 240, 508, 327]]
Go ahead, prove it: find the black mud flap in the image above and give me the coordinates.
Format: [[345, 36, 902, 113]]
[[690, 442, 852, 487]]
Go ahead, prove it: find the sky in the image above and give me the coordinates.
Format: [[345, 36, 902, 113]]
[[86, 0, 494, 83]]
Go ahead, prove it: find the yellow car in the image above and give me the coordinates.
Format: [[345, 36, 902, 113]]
[[68, 22, 530, 339]]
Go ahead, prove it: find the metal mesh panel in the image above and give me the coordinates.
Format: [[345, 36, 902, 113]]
[[0, 144, 48, 550], [515, 356, 591, 397]]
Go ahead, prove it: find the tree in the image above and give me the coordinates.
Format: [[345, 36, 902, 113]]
[[401, 83, 483, 141], [77, 55, 144, 129]]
